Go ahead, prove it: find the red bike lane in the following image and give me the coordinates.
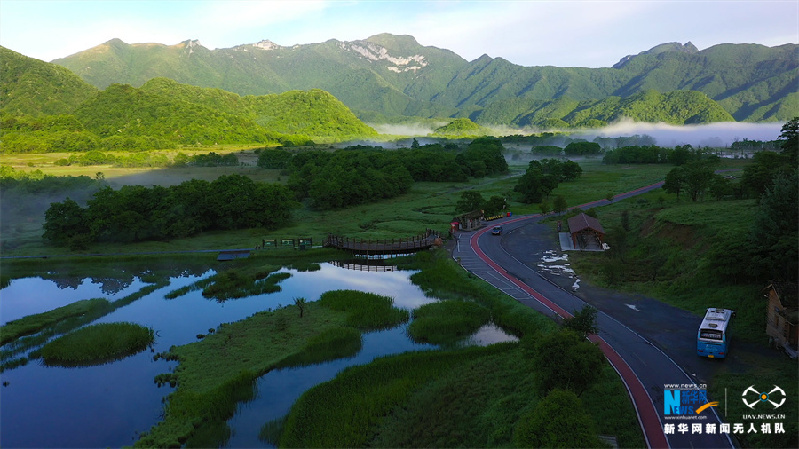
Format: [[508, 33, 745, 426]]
[[467, 185, 671, 449]]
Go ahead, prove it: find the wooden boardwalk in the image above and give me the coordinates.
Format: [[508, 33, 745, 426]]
[[323, 229, 440, 255]]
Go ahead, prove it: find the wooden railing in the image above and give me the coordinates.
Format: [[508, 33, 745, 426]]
[[323, 229, 439, 255]]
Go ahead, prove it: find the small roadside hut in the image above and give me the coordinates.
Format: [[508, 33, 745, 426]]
[[568, 213, 605, 250], [764, 281, 798, 357], [455, 210, 483, 232]]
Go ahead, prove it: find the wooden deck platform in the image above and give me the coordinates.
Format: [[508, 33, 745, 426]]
[[323, 229, 440, 255]]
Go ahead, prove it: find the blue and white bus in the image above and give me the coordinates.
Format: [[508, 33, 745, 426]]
[[697, 308, 735, 358]]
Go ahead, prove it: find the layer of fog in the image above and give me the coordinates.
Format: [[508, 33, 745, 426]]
[[572, 120, 784, 148], [367, 120, 784, 148]]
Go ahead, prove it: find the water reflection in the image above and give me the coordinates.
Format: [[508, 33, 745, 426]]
[[0, 277, 148, 325], [0, 263, 517, 448], [225, 323, 436, 448]]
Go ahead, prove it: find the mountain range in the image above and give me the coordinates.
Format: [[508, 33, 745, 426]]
[[0, 46, 375, 151], [49, 34, 798, 125]]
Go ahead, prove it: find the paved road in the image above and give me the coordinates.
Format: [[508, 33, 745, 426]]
[[452, 182, 735, 449]]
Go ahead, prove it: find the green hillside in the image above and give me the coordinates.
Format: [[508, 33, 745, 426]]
[[138, 78, 376, 138], [74, 83, 276, 146], [1, 58, 378, 152], [0, 46, 98, 116], [49, 35, 798, 123]]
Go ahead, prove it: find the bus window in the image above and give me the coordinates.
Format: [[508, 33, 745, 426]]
[[697, 308, 734, 359]]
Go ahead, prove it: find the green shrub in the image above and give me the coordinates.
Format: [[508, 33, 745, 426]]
[[533, 329, 605, 395], [513, 389, 604, 448]]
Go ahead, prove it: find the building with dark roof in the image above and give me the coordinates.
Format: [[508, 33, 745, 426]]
[[567, 213, 605, 250]]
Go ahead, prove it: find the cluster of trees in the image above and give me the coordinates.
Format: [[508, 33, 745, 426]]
[[514, 159, 582, 204], [662, 160, 731, 201], [455, 191, 508, 217], [515, 306, 605, 447], [53, 151, 240, 168], [173, 152, 239, 167], [282, 138, 508, 209], [603, 144, 717, 165], [287, 149, 414, 210], [661, 118, 798, 283], [43, 175, 294, 248], [563, 141, 602, 156]]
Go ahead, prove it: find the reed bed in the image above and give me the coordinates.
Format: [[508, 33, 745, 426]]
[[317, 290, 410, 330], [408, 300, 491, 345], [277, 327, 362, 368], [276, 249, 645, 447], [40, 322, 154, 366], [136, 287, 411, 448], [1, 298, 109, 345]]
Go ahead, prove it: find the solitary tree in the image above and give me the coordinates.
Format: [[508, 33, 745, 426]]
[[779, 116, 798, 165], [294, 297, 307, 318], [564, 305, 598, 337], [553, 195, 567, 214], [455, 190, 485, 213]]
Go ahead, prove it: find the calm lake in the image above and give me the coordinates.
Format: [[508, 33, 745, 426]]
[[0, 262, 516, 448]]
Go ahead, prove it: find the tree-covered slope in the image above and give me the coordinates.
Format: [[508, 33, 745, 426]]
[[471, 90, 733, 128], [73, 83, 273, 145], [50, 35, 798, 123], [1, 62, 377, 152], [0, 46, 98, 116]]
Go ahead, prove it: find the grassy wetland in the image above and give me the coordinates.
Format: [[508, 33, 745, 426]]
[[2, 134, 796, 448]]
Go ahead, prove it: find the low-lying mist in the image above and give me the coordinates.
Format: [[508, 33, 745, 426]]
[[367, 120, 784, 148], [572, 120, 784, 147]]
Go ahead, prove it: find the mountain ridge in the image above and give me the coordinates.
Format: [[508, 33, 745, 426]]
[[49, 34, 797, 123]]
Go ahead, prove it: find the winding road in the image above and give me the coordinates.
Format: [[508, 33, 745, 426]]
[[452, 182, 736, 449]]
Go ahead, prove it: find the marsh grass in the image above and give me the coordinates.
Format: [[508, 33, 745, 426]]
[[1, 298, 109, 345], [317, 290, 410, 330], [407, 300, 491, 345], [200, 270, 290, 301], [276, 250, 644, 447], [136, 288, 411, 448], [279, 346, 497, 448], [276, 327, 362, 368], [40, 322, 154, 366], [1, 280, 168, 371]]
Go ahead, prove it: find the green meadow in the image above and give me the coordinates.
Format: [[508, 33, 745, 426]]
[[3, 145, 795, 448]]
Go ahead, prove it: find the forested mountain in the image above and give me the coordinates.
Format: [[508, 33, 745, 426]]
[[50, 34, 798, 123], [0, 48, 377, 151], [0, 46, 98, 116]]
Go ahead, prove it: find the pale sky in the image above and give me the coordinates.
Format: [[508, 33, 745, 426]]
[[1, 0, 797, 67]]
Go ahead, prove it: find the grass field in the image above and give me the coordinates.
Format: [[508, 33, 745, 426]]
[[2, 155, 693, 258]]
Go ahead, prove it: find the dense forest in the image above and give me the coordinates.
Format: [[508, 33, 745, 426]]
[[39, 137, 509, 245], [42, 174, 295, 248]]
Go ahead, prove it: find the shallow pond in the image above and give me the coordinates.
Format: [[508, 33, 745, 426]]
[[0, 262, 516, 448]]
